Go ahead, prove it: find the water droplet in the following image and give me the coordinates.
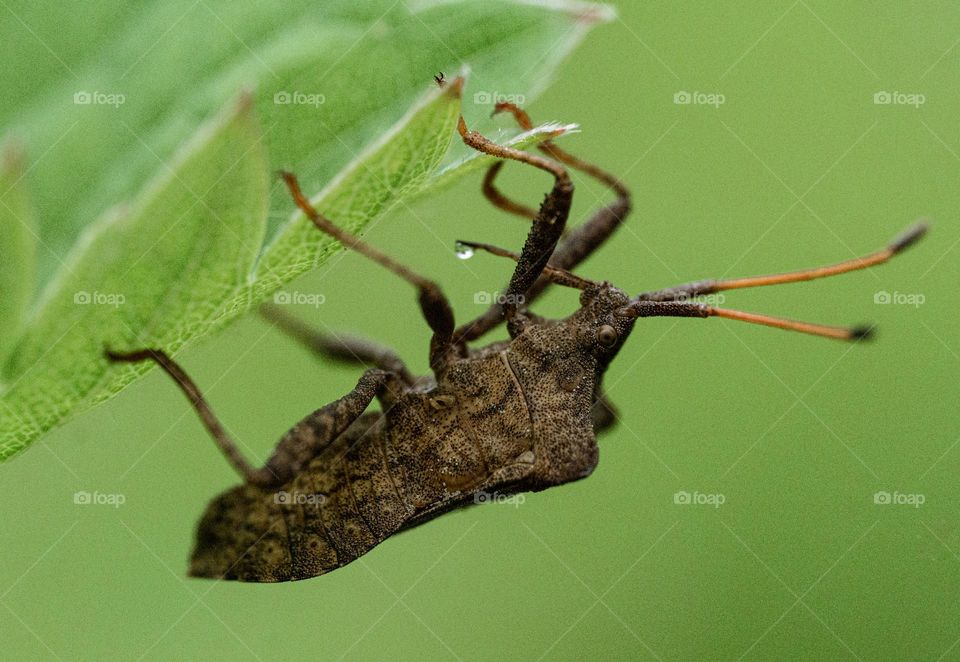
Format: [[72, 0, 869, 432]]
[[454, 241, 474, 260]]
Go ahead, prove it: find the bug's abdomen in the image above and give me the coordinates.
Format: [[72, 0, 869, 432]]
[[189, 413, 411, 582], [281, 415, 413, 580], [189, 482, 293, 582], [189, 351, 538, 583]]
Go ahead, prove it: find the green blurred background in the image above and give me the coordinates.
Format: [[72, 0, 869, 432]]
[[2, 1, 958, 660]]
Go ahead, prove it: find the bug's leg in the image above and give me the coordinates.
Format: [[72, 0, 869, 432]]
[[482, 161, 539, 220], [279, 171, 459, 372], [258, 367, 401, 486], [455, 115, 573, 338], [260, 303, 415, 386], [457, 103, 630, 342], [483, 101, 629, 241], [637, 221, 929, 301], [105, 349, 400, 487]]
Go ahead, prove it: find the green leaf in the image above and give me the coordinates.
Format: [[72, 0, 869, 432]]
[[0, 0, 612, 461], [1, 0, 612, 288], [218, 80, 466, 323], [0, 145, 37, 365], [0, 95, 270, 461]]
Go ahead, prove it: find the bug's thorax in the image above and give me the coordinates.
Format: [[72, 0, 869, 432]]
[[381, 283, 637, 502]]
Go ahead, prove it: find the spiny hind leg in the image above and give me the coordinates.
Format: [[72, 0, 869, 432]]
[[260, 302, 414, 386], [105, 348, 401, 487], [482, 101, 629, 243], [456, 113, 573, 338], [459, 102, 631, 342]]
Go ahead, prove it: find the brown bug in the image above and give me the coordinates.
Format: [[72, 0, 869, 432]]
[[106, 77, 928, 582]]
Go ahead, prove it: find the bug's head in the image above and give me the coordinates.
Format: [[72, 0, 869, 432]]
[[494, 281, 640, 394], [559, 281, 638, 369], [492, 280, 638, 403]]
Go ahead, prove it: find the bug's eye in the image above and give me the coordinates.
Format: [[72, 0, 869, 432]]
[[596, 324, 618, 347]]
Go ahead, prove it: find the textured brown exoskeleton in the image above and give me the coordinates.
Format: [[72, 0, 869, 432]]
[[106, 76, 928, 582]]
